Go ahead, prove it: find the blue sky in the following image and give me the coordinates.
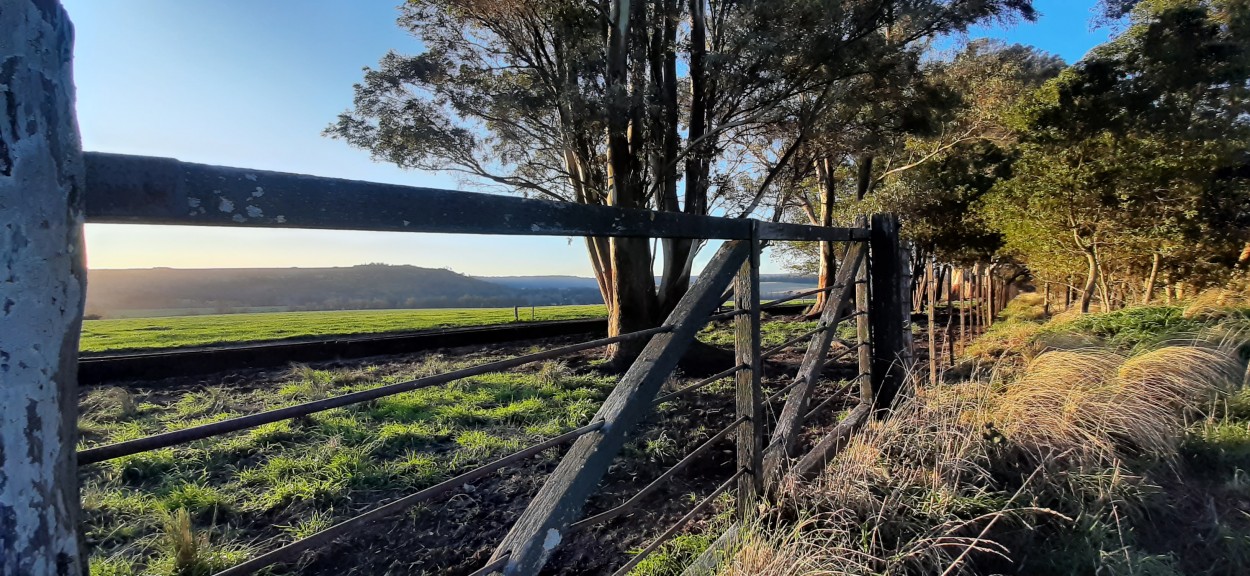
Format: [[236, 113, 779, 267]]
[[67, 0, 1112, 277]]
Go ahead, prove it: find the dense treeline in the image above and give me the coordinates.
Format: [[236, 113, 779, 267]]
[[781, 0, 1250, 312]]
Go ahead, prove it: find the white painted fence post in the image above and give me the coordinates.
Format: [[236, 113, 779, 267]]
[[0, 1, 87, 574]]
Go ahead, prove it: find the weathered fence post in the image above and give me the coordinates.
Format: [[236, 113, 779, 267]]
[[926, 257, 937, 386], [733, 223, 762, 519], [959, 268, 968, 351], [855, 242, 873, 405], [868, 215, 908, 410], [0, 2, 88, 574]]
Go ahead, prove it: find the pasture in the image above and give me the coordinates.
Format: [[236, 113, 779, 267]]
[[79, 316, 838, 575], [79, 305, 607, 354]]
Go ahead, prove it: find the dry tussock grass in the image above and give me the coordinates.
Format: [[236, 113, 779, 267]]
[[718, 517, 874, 576], [715, 340, 1247, 575], [1046, 308, 1085, 327], [1118, 346, 1242, 414], [964, 322, 1045, 361], [991, 350, 1160, 465], [993, 345, 1243, 466], [1183, 288, 1250, 319]]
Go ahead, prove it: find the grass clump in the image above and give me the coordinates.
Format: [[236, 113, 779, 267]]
[[1184, 288, 1250, 319], [998, 291, 1047, 323], [159, 483, 235, 519], [697, 329, 1250, 575], [82, 387, 139, 421], [965, 320, 1044, 360], [147, 508, 251, 576]]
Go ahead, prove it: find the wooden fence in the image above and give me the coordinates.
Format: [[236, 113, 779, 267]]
[[2, 6, 913, 574]]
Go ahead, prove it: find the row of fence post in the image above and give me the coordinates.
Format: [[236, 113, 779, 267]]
[[915, 259, 1009, 384]]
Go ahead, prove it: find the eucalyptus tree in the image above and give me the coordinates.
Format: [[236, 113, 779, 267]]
[[329, 0, 1036, 361]]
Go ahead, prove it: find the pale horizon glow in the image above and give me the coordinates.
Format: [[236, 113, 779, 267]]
[[65, 0, 1108, 277], [84, 224, 599, 276]]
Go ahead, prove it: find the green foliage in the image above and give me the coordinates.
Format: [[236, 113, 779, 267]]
[[977, 0, 1250, 301], [158, 483, 234, 519], [626, 532, 718, 576], [1041, 305, 1211, 352]]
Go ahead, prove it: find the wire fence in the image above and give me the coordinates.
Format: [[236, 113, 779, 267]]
[[73, 153, 912, 575]]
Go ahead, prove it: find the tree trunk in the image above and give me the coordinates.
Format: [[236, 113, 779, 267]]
[[607, 238, 659, 362], [1237, 242, 1250, 271], [0, 2, 87, 573], [809, 158, 836, 315], [855, 154, 874, 201], [653, 0, 689, 318], [603, 0, 659, 363], [1080, 248, 1098, 314], [1097, 280, 1110, 312], [1142, 252, 1161, 305]]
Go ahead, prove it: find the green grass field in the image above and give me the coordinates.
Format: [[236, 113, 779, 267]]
[[80, 306, 607, 354], [80, 356, 624, 575], [78, 350, 797, 575]]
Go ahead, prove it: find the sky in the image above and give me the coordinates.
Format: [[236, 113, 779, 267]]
[[65, 0, 1114, 277]]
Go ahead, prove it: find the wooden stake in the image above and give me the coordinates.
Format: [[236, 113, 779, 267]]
[[927, 257, 937, 386], [733, 224, 762, 519], [959, 268, 967, 349], [868, 215, 908, 410], [856, 249, 872, 405]]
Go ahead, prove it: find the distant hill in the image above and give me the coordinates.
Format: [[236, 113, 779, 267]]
[[477, 275, 602, 290], [86, 265, 603, 318]]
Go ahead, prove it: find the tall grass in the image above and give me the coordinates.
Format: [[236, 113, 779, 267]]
[[702, 334, 1249, 575]]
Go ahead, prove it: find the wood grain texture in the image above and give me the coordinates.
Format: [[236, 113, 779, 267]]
[[869, 214, 907, 411], [734, 224, 763, 518]]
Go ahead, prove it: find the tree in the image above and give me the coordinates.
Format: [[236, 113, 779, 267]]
[[981, 0, 1250, 311], [329, 0, 1037, 362], [777, 40, 1060, 277]]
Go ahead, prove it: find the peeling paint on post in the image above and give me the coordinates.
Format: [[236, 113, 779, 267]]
[[0, 2, 87, 574]]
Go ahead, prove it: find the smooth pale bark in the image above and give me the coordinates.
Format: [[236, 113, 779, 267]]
[[1097, 254, 1112, 312], [1080, 249, 1098, 314], [810, 158, 837, 315], [1143, 252, 1161, 305], [603, 0, 661, 362], [0, 2, 87, 573]]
